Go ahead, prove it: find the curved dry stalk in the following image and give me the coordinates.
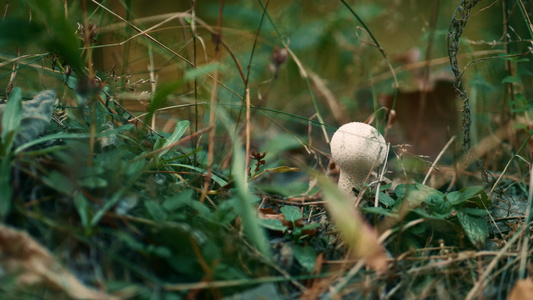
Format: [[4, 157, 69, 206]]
[[422, 135, 456, 185], [200, 0, 224, 204], [518, 159, 533, 279], [286, 48, 329, 144]]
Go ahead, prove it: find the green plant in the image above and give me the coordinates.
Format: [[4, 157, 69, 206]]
[[363, 183, 490, 249]]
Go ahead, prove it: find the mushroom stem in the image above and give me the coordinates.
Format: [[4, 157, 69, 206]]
[[337, 171, 365, 199]]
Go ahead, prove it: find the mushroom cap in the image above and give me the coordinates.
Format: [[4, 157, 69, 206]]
[[330, 122, 387, 189]]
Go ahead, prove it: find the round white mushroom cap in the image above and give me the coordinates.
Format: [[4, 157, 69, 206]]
[[330, 122, 387, 198]]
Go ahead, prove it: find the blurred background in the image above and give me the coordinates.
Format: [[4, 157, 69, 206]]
[[2, 0, 531, 179]]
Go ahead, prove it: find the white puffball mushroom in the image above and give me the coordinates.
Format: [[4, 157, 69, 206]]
[[330, 122, 387, 200]]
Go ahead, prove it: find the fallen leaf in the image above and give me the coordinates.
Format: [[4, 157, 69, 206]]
[[0, 224, 117, 300], [508, 278, 533, 300]]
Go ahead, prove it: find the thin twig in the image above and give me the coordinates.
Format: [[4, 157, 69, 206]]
[[245, 88, 251, 179], [81, 0, 96, 167], [190, 0, 199, 166], [200, 0, 224, 204], [465, 224, 524, 300], [488, 130, 533, 199], [91, 1, 193, 65], [328, 260, 366, 298], [374, 143, 390, 207], [423, 136, 456, 185], [244, 0, 269, 87], [286, 48, 329, 144], [234, 0, 270, 131], [339, 0, 399, 134], [518, 162, 533, 279]]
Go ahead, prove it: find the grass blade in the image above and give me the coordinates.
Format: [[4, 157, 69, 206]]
[[1, 87, 22, 153]]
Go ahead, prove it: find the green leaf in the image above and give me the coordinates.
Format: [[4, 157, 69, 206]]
[[146, 245, 172, 258], [0, 157, 13, 219], [91, 186, 135, 226], [394, 184, 410, 199], [153, 137, 165, 151], [162, 190, 194, 211], [427, 199, 451, 216], [462, 207, 489, 217], [456, 209, 488, 249], [1, 87, 22, 152], [125, 160, 146, 178], [379, 183, 392, 191], [293, 245, 317, 272], [361, 206, 397, 217], [395, 183, 443, 208], [13, 124, 135, 154], [212, 198, 238, 225], [78, 176, 108, 189], [502, 75, 519, 84], [162, 190, 211, 218], [470, 189, 490, 207], [219, 109, 270, 257], [184, 63, 223, 80], [158, 120, 190, 159], [73, 193, 90, 228], [189, 199, 212, 218], [411, 207, 447, 220], [165, 163, 227, 186], [281, 206, 302, 222], [378, 191, 395, 206], [0, 20, 42, 47], [43, 170, 75, 195], [145, 201, 168, 222], [258, 219, 288, 232], [514, 123, 528, 130], [1, 87, 22, 135], [417, 183, 445, 205], [80, 165, 105, 177], [145, 79, 184, 125], [446, 186, 485, 206], [0, 131, 17, 156], [421, 184, 449, 215], [301, 222, 320, 230]]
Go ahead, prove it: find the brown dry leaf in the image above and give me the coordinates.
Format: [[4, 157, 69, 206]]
[[316, 174, 388, 272], [0, 224, 118, 300], [258, 207, 284, 221], [507, 278, 533, 300]]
